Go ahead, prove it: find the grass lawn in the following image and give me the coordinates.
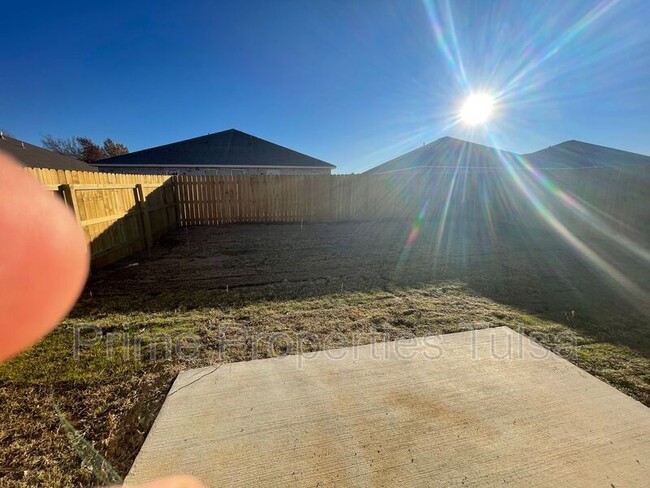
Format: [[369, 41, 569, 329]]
[[1, 221, 648, 486]]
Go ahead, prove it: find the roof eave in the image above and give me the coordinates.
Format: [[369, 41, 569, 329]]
[[94, 163, 335, 169]]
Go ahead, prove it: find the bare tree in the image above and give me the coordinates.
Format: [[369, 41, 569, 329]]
[[41, 135, 83, 159], [41, 135, 129, 162]]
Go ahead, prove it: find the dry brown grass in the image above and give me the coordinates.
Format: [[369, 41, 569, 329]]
[[1, 222, 648, 486]]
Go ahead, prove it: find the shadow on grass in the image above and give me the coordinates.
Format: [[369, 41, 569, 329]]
[[73, 220, 650, 357]]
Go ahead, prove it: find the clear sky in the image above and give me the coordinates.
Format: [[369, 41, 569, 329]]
[[1, 0, 649, 173]]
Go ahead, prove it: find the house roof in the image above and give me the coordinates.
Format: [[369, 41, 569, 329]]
[[522, 140, 650, 168], [94, 129, 336, 169], [365, 137, 650, 174], [0, 133, 96, 171], [364, 137, 517, 174]]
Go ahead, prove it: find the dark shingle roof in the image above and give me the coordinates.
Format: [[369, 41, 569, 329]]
[[94, 129, 335, 169], [523, 140, 650, 168], [0, 134, 96, 171], [365, 137, 650, 174], [364, 137, 516, 174]]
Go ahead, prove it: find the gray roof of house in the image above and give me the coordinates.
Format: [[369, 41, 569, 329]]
[[0, 134, 96, 171], [95, 129, 335, 168], [522, 140, 650, 168], [365, 137, 650, 174], [364, 137, 517, 174]]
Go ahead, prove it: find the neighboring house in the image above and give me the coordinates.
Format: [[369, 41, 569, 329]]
[[364, 137, 514, 174], [0, 132, 96, 171], [94, 129, 336, 176], [523, 140, 650, 168], [365, 137, 650, 174]]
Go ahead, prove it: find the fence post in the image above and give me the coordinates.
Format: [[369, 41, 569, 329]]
[[59, 184, 81, 224], [171, 176, 181, 228], [135, 184, 154, 249]]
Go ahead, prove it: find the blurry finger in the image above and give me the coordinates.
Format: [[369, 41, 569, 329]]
[[117, 475, 206, 488], [0, 152, 89, 361]]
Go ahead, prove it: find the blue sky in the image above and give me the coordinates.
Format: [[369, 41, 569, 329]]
[[1, 0, 649, 173]]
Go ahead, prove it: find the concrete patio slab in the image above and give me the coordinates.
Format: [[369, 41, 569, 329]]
[[125, 327, 650, 487]]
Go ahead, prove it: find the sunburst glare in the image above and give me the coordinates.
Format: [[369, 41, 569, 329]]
[[460, 93, 495, 125]]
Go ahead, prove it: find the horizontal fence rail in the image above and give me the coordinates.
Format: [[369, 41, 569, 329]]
[[26, 168, 177, 267], [25, 166, 650, 267]]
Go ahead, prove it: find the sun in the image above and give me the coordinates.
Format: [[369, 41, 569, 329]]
[[460, 93, 495, 125]]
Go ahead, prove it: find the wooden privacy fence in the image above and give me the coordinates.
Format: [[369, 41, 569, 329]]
[[26, 168, 177, 267], [173, 173, 496, 225], [175, 169, 650, 233], [174, 175, 423, 225], [26, 166, 650, 267]]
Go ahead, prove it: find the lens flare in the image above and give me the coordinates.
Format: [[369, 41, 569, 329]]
[[398, 0, 650, 312], [460, 94, 494, 125]]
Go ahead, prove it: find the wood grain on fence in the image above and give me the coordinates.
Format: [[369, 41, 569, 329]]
[[26, 168, 177, 267], [173, 174, 410, 225], [175, 169, 650, 237]]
